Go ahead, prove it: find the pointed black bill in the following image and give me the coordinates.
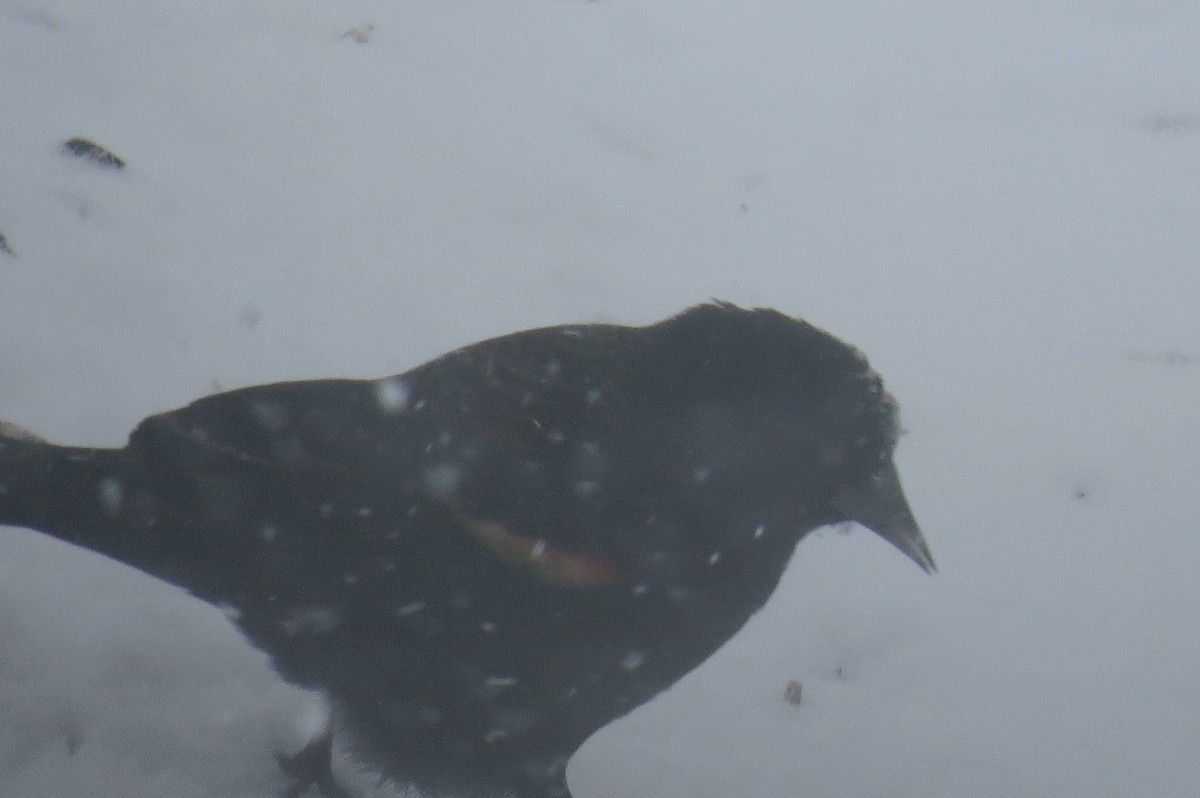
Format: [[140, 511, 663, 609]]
[[832, 460, 936, 573]]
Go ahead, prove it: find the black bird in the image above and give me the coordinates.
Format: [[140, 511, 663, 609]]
[[0, 303, 933, 798]]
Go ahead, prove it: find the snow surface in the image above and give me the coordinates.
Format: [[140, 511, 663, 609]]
[[2, 0, 1198, 795]]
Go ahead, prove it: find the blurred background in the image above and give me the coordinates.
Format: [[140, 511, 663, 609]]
[[1, 1, 1197, 796]]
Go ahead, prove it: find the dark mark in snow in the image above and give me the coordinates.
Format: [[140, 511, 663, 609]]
[[62, 137, 126, 169], [1147, 112, 1199, 134], [341, 23, 374, 44], [1126, 348, 1194, 366], [784, 679, 803, 705]]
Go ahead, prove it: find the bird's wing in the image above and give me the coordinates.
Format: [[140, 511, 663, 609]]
[[130, 332, 645, 586]]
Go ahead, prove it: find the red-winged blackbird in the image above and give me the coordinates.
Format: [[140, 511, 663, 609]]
[[0, 303, 933, 798]]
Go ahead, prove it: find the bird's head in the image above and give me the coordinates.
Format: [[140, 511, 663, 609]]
[[638, 303, 935, 574]]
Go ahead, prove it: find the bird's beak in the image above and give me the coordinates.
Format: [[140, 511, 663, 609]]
[[831, 460, 936, 573]]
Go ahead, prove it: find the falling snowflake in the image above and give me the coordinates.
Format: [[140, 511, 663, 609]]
[[374, 377, 410, 413], [97, 478, 123, 514]]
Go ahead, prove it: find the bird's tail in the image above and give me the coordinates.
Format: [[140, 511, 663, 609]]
[[0, 420, 267, 602], [0, 421, 133, 555]]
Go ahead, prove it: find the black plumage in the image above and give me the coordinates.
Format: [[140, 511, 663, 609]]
[[0, 303, 933, 798]]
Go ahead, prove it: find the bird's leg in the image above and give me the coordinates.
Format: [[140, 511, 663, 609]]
[[277, 730, 348, 798]]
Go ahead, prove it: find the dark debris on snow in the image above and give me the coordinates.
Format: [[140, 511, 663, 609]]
[[62, 137, 126, 169]]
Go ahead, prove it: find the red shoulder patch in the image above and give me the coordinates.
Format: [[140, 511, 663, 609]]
[[463, 517, 623, 588]]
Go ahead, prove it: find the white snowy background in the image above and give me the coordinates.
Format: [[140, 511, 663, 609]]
[[1, 0, 1198, 796]]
